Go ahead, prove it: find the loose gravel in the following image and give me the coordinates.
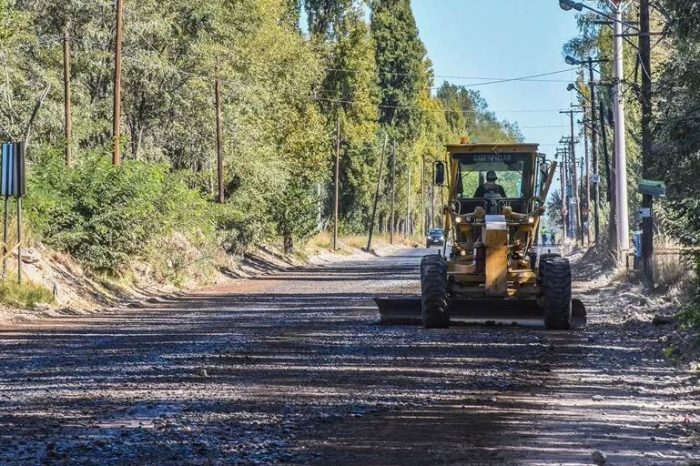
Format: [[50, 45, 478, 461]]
[[0, 248, 698, 465]]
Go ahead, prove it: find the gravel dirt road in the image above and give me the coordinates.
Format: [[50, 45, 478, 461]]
[[0, 247, 698, 465]]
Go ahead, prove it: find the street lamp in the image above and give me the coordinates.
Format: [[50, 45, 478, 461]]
[[565, 55, 610, 67], [559, 0, 583, 11], [558, 0, 638, 30]]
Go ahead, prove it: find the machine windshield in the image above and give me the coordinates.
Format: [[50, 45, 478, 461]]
[[455, 153, 530, 200]]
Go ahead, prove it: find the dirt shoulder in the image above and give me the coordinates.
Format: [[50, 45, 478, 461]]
[[0, 240, 409, 325]]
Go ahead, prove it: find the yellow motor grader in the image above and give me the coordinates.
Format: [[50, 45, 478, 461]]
[[376, 142, 585, 329]]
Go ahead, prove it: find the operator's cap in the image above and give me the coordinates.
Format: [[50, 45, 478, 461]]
[[486, 170, 498, 181]]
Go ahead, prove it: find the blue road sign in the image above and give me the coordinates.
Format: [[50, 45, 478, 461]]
[[1, 142, 26, 198]]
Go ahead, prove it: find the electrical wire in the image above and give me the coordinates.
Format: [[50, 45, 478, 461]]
[[41, 31, 579, 87]]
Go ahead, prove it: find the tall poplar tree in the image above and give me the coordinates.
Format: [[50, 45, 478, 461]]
[[370, 0, 425, 140]]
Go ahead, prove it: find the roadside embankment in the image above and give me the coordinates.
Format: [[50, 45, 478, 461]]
[[0, 233, 415, 325]]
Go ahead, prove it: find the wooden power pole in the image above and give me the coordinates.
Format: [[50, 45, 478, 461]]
[[63, 25, 72, 167], [561, 110, 584, 244], [582, 103, 591, 245], [112, 0, 124, 166], [640, 0, 654, 289], [406, 167, 411, 237], [557, 148, 568, 239], [389, 140, 396, 245], [215, 77, 224, 204], [588, 59, 600, 243], [333, 117, 341, 251], [420, 158, 425, 236]]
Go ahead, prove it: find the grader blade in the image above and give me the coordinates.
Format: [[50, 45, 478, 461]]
[[375, 296, 586, 328], [375, 297, 422, 324]]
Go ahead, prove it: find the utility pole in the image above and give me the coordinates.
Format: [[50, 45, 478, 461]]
[[582, 104, 591, 245], [215, 76, 224, 204], [366, 134, 388, 252], [588, 58, 600, 243], [333, 117, 341, 251], [63, 25, 72, 167], [639, 0, 654, 288], [389, 140, 396, 245], [561, 146, 570, 237], [430, 183, 434, 230], [557, 148, 568, 239], [420, 158, 425, 236], [560, 110, 584, 245], [112, 0, 124, 166], [406, 168, 411, 237], [601, 99, 617, 253], [613, 1, 630, 256]]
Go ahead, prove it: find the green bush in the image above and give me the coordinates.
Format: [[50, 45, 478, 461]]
[[679, 256, 700, 330], [24, 150, 217, 273]]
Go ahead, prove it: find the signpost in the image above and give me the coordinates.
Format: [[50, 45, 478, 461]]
[[1, 142, 26, 283]]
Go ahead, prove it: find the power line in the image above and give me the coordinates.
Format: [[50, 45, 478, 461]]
[[32, 33, 574, 122], [310, 96, 563, 115], [116, 56, 566, 116], [325, 67, 578, 83], [40, 32, 578, 87]]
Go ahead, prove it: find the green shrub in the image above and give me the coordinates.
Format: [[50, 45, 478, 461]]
[[18, 146, 319, 275], [24, 150, 218, 273]]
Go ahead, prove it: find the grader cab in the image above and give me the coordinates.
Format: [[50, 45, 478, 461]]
[[376, 142, 585, 329]]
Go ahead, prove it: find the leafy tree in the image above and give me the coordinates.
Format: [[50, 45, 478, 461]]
[[305, 0, 354, 39], [436, 83, 522, 143], [654, 0, 700, 253], [370, 0, 425, 139]]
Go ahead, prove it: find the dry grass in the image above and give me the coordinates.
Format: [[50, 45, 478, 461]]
[[0, 274, 55, 309], [653, 235, 695, 290], [307, 231, 333, 250], [306, 231, 421, 254]]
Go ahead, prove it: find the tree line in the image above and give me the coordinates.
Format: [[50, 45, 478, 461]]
[[561, 0, 699, 300], [0, 0, 520, 272]]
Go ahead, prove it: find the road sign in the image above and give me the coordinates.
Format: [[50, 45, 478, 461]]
[[1, 141, 26, 285], [1, 142, 26, 198], [639, 179, 665, 198]]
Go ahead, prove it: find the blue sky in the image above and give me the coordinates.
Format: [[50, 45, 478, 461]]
[[411, 0, 583, 158]]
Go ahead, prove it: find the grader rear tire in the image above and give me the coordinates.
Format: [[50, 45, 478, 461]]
[[542, 258, 572, 330], [538, 253, 561, 282], [420, 255, 449, 328]]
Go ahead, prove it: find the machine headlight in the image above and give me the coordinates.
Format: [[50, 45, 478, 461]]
[[455, 216, 462, 224]]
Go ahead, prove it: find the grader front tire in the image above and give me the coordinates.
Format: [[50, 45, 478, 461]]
[[542, 258, 572, 330]]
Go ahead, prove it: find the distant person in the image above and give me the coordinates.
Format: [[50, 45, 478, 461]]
[[550, 232, 556, 245], [541, 232, 548, 245], [474, 170, 507, 198]]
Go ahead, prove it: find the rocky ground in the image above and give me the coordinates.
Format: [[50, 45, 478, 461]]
[[0, 247, 698, 465]]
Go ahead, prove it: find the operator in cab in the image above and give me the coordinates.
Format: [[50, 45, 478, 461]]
[[474, 170, 506, 198]]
